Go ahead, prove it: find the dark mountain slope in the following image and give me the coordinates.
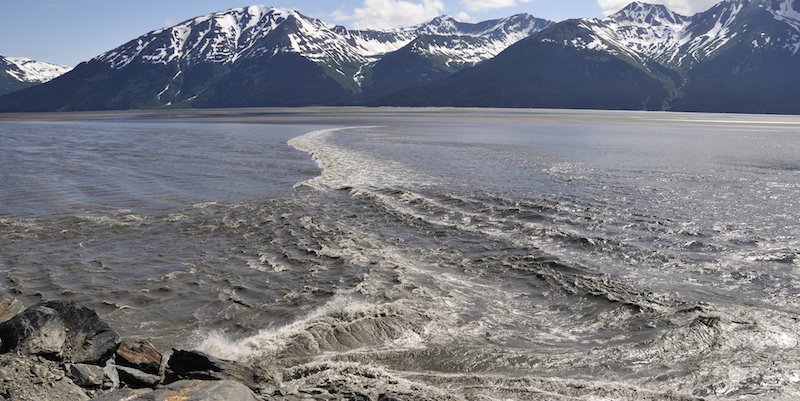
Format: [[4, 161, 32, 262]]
[[0, 7, 551, 112], [373, 22, 670, 110], [671, 0, 800, 113], [192, 53, 355, 108], [0, 55, 71, 97], [0, 61, 181, 111]]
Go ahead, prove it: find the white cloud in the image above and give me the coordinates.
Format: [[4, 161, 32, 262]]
[[597, 0, 720, 16], [459, 0, 533, 12], [456, 11, 472, 21], [331, 9, 351, 22], [334, 0, 446, 29]]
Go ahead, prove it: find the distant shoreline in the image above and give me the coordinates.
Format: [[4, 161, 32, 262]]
[[4, 107, 800, 128]]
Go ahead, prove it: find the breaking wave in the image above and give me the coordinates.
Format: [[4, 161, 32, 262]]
[[5, 117, 800, 400]]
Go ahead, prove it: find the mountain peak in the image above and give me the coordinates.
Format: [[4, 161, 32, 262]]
[[427, 14, 457, 23], [608, 1, 690, 26], [414, 14, 461, 34], [1, 54, 72, 96], [413, 12, 552, 40], [96, 6, 332, 68], [1, 55, 71, 84]]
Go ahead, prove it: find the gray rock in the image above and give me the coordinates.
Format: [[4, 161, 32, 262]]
[[88, 387, 153, 401], [68, 363, 105, 388], [0, 294, 24, 324], [90, 380, 258, 401], [154, 380, 258, 401], [41, 300, 120, 364], [0, 300, 119, 364], [116, 339, 162, 375], [0, 353, 89, 401], [168, 349, 257, 389], [117, 365, 162, 388], [0, 304, 67, 357], [104, 358, 121, 390]]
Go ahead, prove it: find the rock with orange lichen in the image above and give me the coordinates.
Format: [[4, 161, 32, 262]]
[[90, 380, 258, 401]]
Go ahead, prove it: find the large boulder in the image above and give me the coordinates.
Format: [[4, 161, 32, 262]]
[[41, 300, 120, 363], [85, 387, 152, 401], [116, 339, 162, 375], [156, 380, 258, 401], [92, 380, 258, 401], [168, 349, 257, 389], [0, 300, 119, 364], [117, 365, 162, 388], [0, 305, 67, 357]]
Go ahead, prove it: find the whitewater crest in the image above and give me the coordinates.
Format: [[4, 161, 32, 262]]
[[288, 127, 440, 191]]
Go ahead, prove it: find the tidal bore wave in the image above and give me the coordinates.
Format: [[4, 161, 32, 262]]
[[3, 117, 800, 399]]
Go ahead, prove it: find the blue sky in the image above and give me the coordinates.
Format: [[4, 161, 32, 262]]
[[1, 0, 720, 67]]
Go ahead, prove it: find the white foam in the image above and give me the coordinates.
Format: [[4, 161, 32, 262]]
[[75, 210, 149, 227], [193, 294, 426, 362], [288, 127, 439, 191]]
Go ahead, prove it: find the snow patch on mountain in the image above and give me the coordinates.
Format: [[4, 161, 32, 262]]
[[771, 0, 800, 53], [685, 2, 743, 59], [99, 6, 304, 68], [408, 15, 553, 65], [3, 56, 71, 83], [772, 0, 800, 29], [568, 0, 800, 68], [95, 5, 552, 85], [578, 2, 692, 63]]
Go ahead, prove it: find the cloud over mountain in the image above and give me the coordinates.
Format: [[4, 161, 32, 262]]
[[597, 0, 719, 16], [460, 0, 534, 12], [334, 0, 446, 29]]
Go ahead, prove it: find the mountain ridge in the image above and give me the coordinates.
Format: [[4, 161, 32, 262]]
[[374, 0, 800, 113], [94, 6, 552, 95], [2, 1, 800, 113], [0, 55, 71, 96], [0, 5, 553, 111]]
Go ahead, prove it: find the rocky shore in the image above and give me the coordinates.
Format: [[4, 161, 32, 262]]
[[0, 294, 451, 401]]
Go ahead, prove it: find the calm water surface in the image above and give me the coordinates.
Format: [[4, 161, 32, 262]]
[[1, 109, 800, 400]]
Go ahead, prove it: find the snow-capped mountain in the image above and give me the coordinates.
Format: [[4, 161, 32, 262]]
[[0, 55, 71, 96], [0, 5, 552, 111], [3, 1, 800, 113], [569, 0, 800, 68], [579, 2, 693, 65], [405, 14, 553, 65], [98, 7, 383, 70], [96, 7, 549, 68], [96, 6, 551, 94], [2, 56, 71, 83], [375, 0, 800, 113]]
